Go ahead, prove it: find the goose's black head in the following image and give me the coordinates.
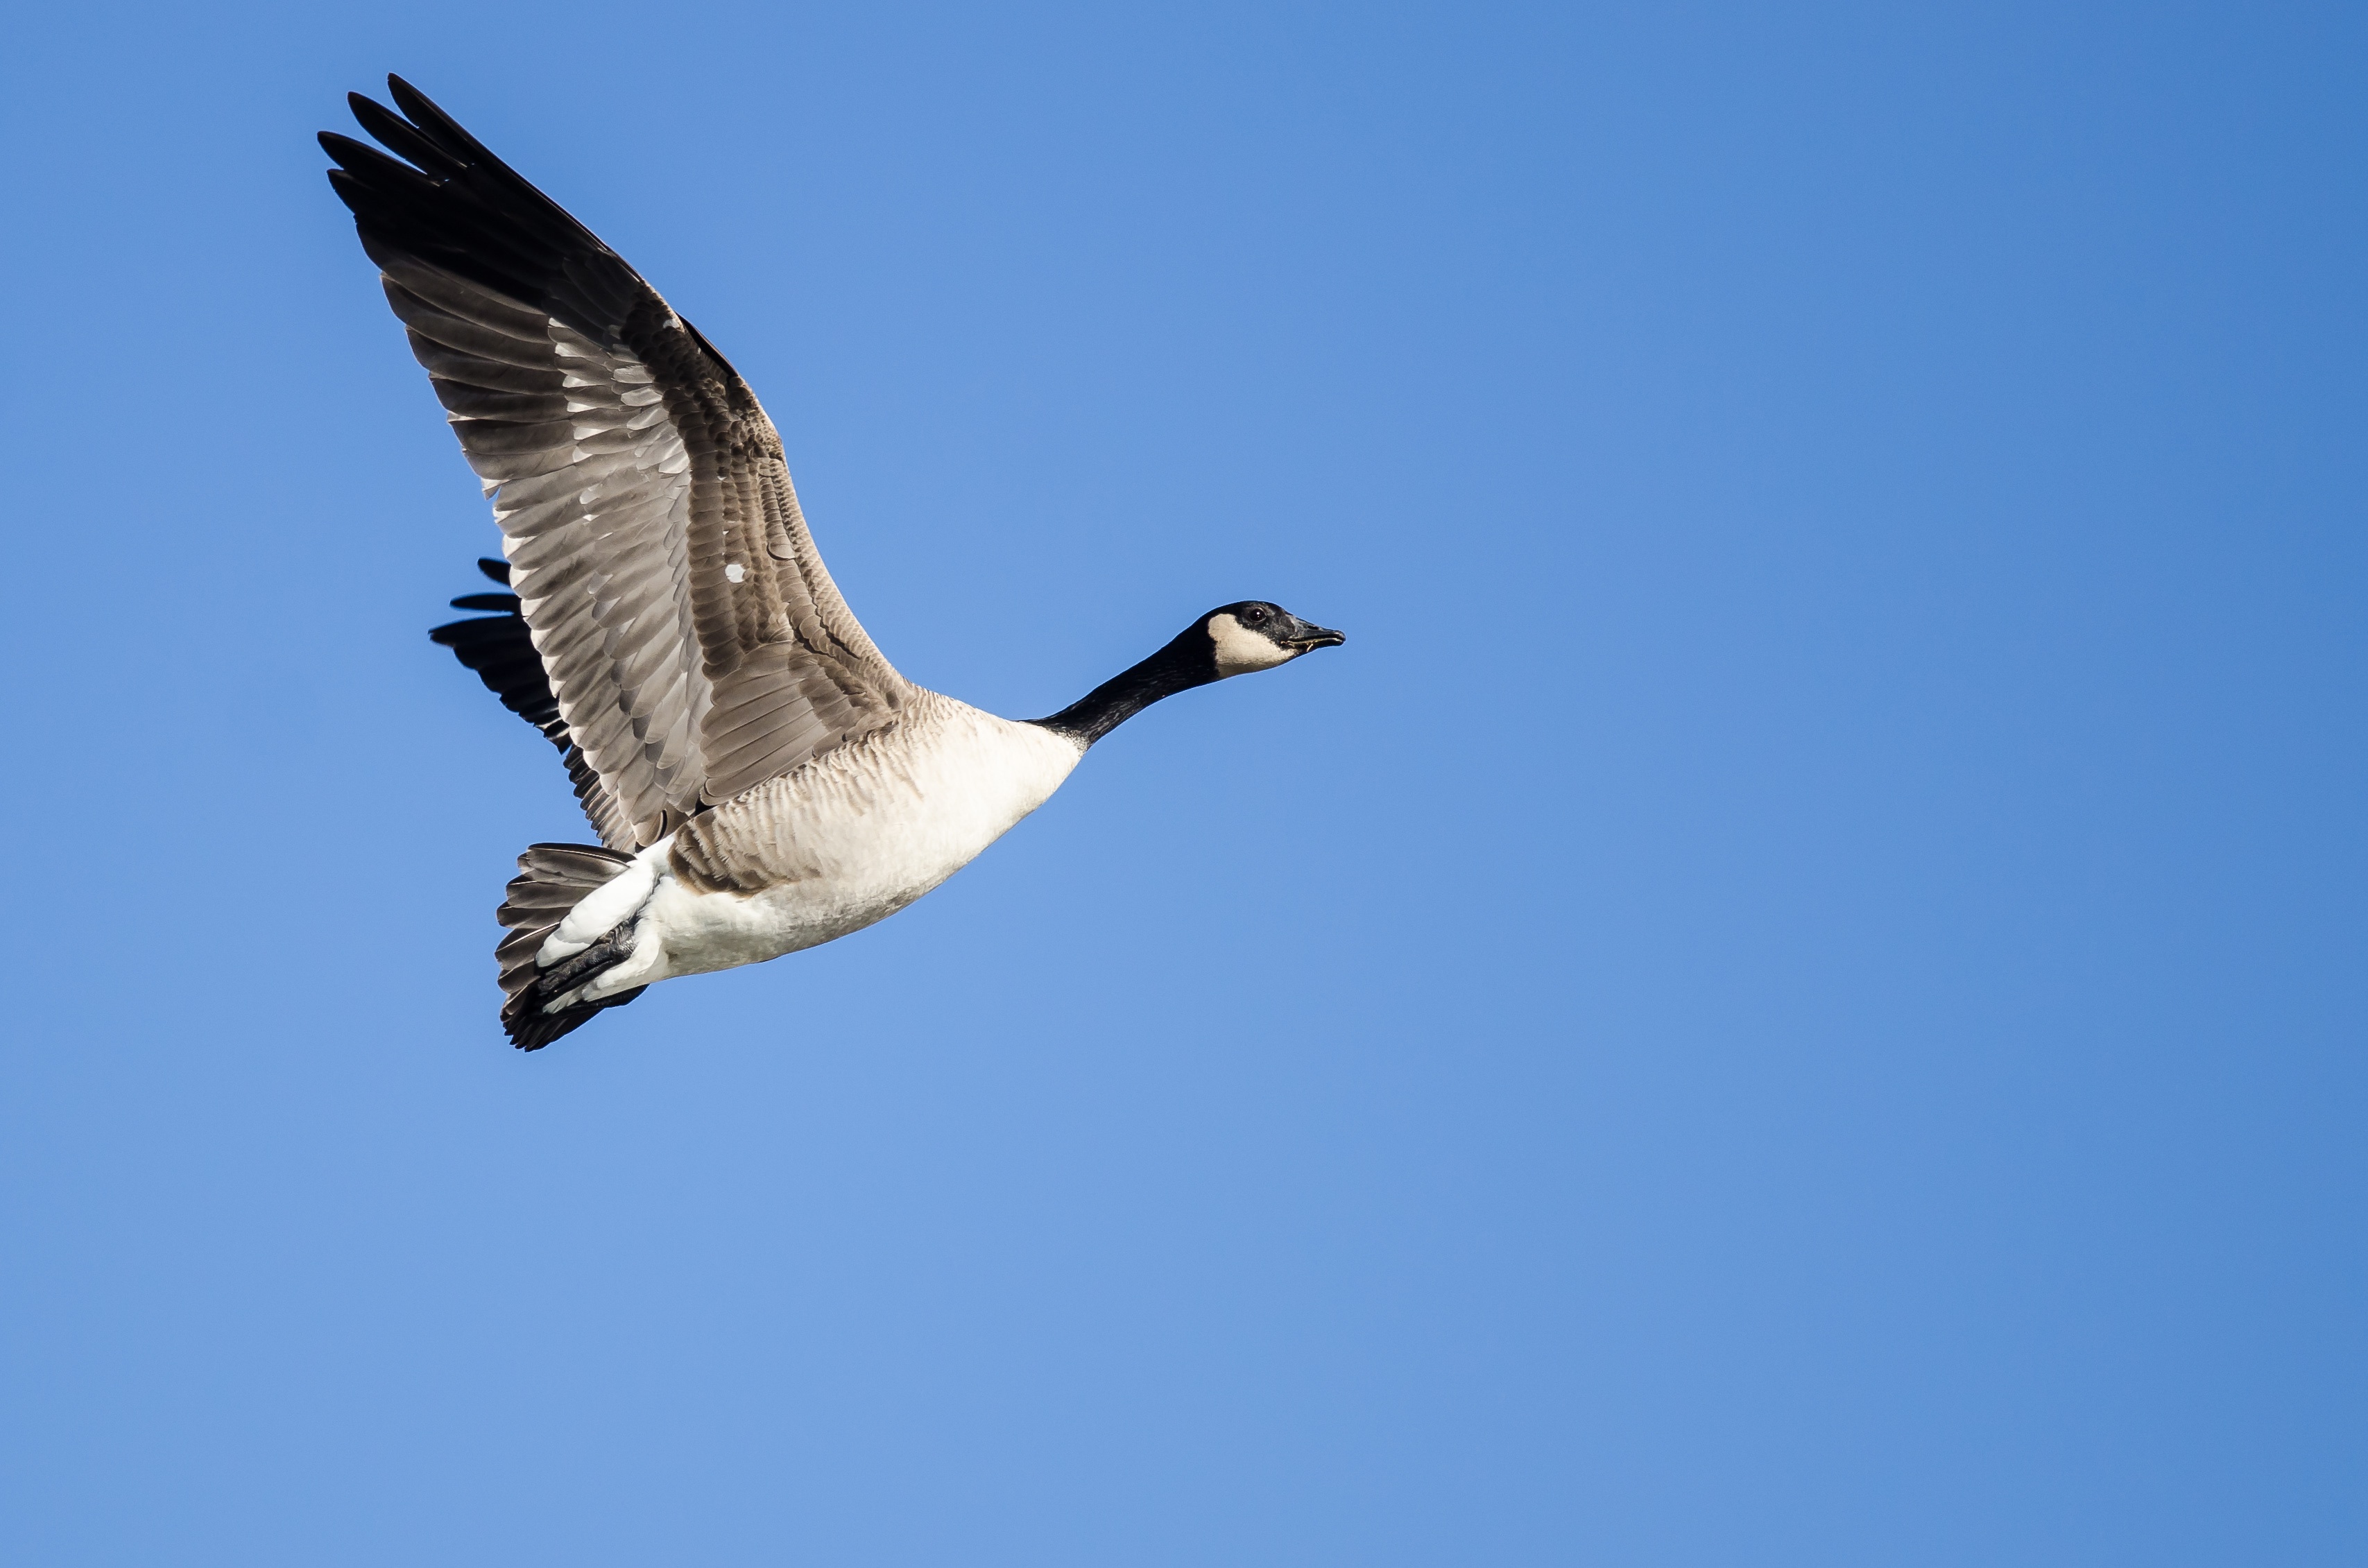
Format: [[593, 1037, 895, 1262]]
[[1031, 601, 1346, 746], [1203, 601, 1348, 676]]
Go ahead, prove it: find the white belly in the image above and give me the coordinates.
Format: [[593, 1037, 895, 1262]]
[[549, 698, 1082, 1001]]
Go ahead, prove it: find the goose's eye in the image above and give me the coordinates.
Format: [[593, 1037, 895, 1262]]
[[1246, 606, 1269, 624]]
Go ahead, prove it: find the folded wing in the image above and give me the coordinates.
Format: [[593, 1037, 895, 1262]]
[[323, 76, 910, 850]]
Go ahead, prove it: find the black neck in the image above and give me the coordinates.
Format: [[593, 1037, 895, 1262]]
[[1029, 627, 1216, 746]]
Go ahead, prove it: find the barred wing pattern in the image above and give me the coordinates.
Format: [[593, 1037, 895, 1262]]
[[323, 77, 909, 850]]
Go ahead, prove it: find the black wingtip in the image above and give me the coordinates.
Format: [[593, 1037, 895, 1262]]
[[477, 557, 511, 585], [383, 75, 490, 164], [322, 72, 637, 338], [348, 86, 472, 180]]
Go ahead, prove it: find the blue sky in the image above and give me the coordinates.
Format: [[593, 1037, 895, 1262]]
[[2, 1, 2361, 1562]]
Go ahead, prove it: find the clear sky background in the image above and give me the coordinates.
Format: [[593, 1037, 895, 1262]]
[[2, 1, 2361, 1563]]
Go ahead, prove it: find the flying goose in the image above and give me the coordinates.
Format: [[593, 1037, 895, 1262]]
[[320, 78, 1344, 1049]]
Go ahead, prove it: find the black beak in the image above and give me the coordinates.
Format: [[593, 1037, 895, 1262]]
[[1287, 624, 1346, 651]]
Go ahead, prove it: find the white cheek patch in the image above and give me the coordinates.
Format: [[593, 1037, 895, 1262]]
[[1208, 612, 1298, 678]]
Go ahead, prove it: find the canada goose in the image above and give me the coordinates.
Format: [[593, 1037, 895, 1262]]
[[321, 78, 1344, 1049]]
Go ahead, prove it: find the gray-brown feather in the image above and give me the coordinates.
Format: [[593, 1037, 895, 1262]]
[[343, 135, 911, 851], [662, 693, 967, 897]]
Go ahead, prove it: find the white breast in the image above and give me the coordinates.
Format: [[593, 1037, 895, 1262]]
[[565, 695, 1083, 998]]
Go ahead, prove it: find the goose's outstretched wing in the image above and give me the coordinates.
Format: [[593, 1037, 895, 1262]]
[[323, 76, 910, 850]]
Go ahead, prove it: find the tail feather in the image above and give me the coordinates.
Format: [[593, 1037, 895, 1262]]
[[497, 843, 646, 1051]]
